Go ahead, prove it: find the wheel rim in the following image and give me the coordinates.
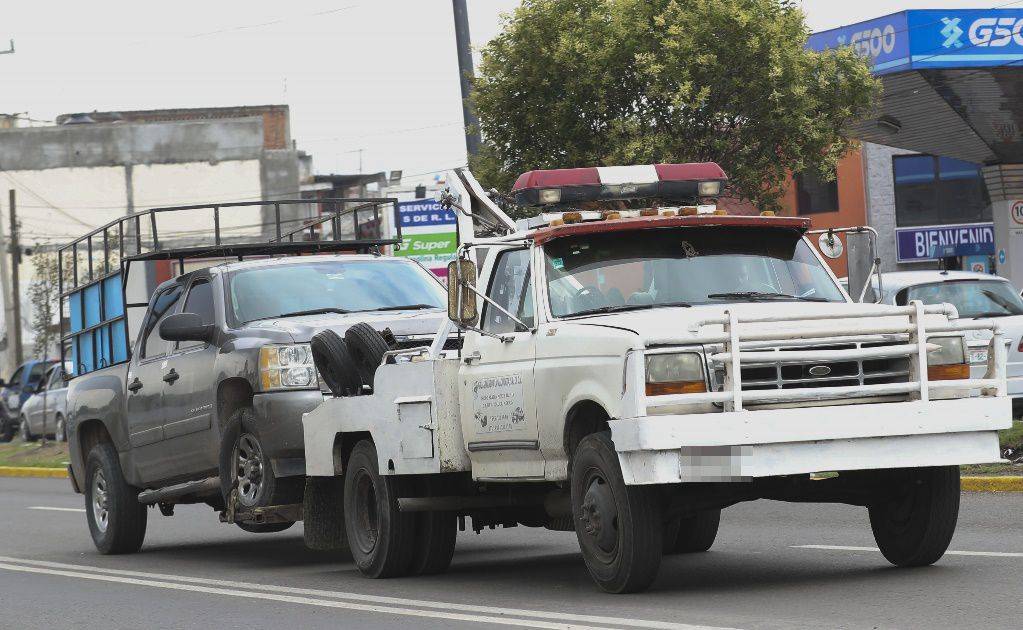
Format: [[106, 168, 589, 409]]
[[20, 420, 28, 440], [578, 467, 620, 562], [351, 468, 379, 555], [57, 418, 65, 441], [234, 434, 265, 505], [91, 470, 109, 533]]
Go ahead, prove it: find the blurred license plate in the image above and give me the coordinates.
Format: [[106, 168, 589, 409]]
[[968, 349, 989, 364]]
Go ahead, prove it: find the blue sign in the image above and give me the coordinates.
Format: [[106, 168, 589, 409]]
[[895, 222, 994, 263], [398, 200, 456, 229], [808, 9, 1023, 74], [999, 248, 1007, 265]]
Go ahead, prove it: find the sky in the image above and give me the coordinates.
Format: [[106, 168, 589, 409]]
[[0, 1, 1014, 186]]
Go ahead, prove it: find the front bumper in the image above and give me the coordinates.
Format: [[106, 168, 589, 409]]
[[252, 389, 327, 477], [610, 397, 1011, 485]]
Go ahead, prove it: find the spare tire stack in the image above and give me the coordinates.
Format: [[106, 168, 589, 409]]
[[311, 324, 391, 397]]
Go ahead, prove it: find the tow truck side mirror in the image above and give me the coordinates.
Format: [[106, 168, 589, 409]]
[[447, 259, 479, 328], [160, 312, 215, 344]]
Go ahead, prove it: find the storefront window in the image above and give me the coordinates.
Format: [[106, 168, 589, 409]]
[[795, 170, 838, 214], [894, 155, 990, 227]]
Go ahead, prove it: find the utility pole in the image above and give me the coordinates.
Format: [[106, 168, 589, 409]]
[[451, 0, 481, 157], [0, 193, 12, 376], [0, 40, 13, 56], [9, 190, 22, 367]]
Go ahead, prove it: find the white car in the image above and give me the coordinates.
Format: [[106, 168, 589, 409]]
[[869, 270, 1023, 414], [19, 363, 70, 442]]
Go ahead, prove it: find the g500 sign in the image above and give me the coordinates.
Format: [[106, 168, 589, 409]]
[[850, 24, 897, 57], [968, 17, 1023, 47]]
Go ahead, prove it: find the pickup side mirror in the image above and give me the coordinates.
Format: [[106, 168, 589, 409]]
[[160, 312, 215, 344], [447, 259, 479, 327]]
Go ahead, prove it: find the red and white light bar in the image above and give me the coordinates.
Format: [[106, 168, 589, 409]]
[[511, 163, 727, 207]]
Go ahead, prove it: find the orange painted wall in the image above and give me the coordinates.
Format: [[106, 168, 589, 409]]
[[778, 147, 868, 278]]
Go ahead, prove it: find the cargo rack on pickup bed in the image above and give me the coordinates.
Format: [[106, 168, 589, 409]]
[[58, 198, 402, 378]]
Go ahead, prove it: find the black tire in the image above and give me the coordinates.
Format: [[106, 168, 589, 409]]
[[236, 521, 294, 534], [0, 420, 14, 443], [311, 330, 362, 397], [219, 408, 302, 510], [303, 476, 348, 552], [20, 416, 37, 442], [85, 442, 147, 554], [663, 509, 721, 554], [343, 440, 415, 578], [409, 477, 457, 576], [571, 432, 663, 594], [869, 466, 960, 568], [344, 323, 390, 390]]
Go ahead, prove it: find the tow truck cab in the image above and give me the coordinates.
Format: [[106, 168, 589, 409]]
[[302, 163, 1010, 593]]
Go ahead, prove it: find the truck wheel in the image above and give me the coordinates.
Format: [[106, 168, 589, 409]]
[[344, 323, 390, 390], [869, 466, 960, 567], [571, 432, 663, 594], [409, 477, 457, 575], [20, 416, 37, 442], [219, 408, 302, 509], [0, 420, 14, 443], [343, 440, 415, 578], [85, 442, 147, 554], [311, 330, 361, 396], [237, 521, 294, 534], [664, 509, 721, 554]]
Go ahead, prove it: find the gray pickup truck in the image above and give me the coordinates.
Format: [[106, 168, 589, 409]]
[[67, 253, 446, 553], [59, 198, 456, 554]]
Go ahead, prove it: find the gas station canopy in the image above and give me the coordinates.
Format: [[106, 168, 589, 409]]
[[808, 9, 1023, 164]]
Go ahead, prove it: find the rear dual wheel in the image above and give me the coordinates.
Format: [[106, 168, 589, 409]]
[[343, 440, 456, 578]]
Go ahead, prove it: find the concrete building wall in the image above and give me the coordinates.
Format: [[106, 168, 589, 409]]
[[862, 142, 917, 272]]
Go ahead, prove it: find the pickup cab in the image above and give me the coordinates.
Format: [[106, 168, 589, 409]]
[[62, 199, 450, 554], [302, 163, 1011, 593]]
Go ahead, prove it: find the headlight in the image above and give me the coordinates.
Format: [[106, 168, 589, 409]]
[[927, 336, 969, 380], [645, 352, 706, 396], [259, 344, 317, 390]]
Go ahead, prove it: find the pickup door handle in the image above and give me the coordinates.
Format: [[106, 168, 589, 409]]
[[127, 377, 143, 394], [464, 351, 482, 365], [162, 369, 180, 384]]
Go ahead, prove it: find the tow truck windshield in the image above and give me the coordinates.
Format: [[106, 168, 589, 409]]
[[544, 226, 845, 318], [228, 259, 445, 325]]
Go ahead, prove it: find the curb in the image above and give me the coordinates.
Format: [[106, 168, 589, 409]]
[[961, 476, 1023, 492], [0, 466, 68, 479]]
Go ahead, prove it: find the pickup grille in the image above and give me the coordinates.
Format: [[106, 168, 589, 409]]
[[712, 341, 911, 391]]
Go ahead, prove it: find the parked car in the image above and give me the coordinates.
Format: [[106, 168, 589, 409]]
[[19, 363, 70, 442], [870, 270, 1023, 414], [0, 359, 58, 442]]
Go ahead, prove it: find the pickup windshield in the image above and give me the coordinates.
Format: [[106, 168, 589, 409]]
[[228, 259, 445, 325], [544, 226, 845, 318], [898, 280, 1023, 318]]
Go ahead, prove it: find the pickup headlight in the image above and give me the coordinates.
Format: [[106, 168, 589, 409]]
[[259, 344, 318, 390], [645, 352, 707, 396], [927, 336, 969, 380]]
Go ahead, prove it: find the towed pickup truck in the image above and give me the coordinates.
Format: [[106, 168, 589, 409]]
[[302, 163, 1011, 593], [62, 199, 453, 554]]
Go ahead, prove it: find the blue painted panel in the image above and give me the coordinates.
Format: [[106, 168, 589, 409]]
[[112, 320, 128, 364], [103, 274, 123, 319], [83, 284, 101, 328], [79, 331, 94, 374], [69, 292, 83, 333]]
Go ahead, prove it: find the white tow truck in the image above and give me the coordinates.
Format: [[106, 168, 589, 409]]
[[301, 164, 1011, 593]]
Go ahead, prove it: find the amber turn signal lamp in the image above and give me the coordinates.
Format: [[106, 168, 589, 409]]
[[645, 380, 707, 396], [927, 363, 970, 381]]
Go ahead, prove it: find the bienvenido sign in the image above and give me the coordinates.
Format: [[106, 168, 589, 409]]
[[895, 222, 994, 262]]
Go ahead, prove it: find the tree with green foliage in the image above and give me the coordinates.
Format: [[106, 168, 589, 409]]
[[471, 0, 879, 211], [28, 252, 60, 360]]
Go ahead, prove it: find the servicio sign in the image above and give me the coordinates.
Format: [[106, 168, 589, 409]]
[[394, 200, 458, 277]]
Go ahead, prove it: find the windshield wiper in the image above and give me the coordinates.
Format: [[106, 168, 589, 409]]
[[707, 291, 829, 302], [251, 307, 351, 323], [567, 301, 692, 318], [361, 304, 442, 312]]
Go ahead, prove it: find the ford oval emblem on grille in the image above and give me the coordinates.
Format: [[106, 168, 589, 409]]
[[808, 365, 832, 377]]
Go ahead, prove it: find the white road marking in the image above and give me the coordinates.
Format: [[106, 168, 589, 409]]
[[0, 556, 737, 630], [27, 506, 85, 513], [793, 545, 1023, 558]]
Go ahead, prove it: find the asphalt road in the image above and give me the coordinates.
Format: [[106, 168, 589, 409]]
[[0, 477, 1020, 630]]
